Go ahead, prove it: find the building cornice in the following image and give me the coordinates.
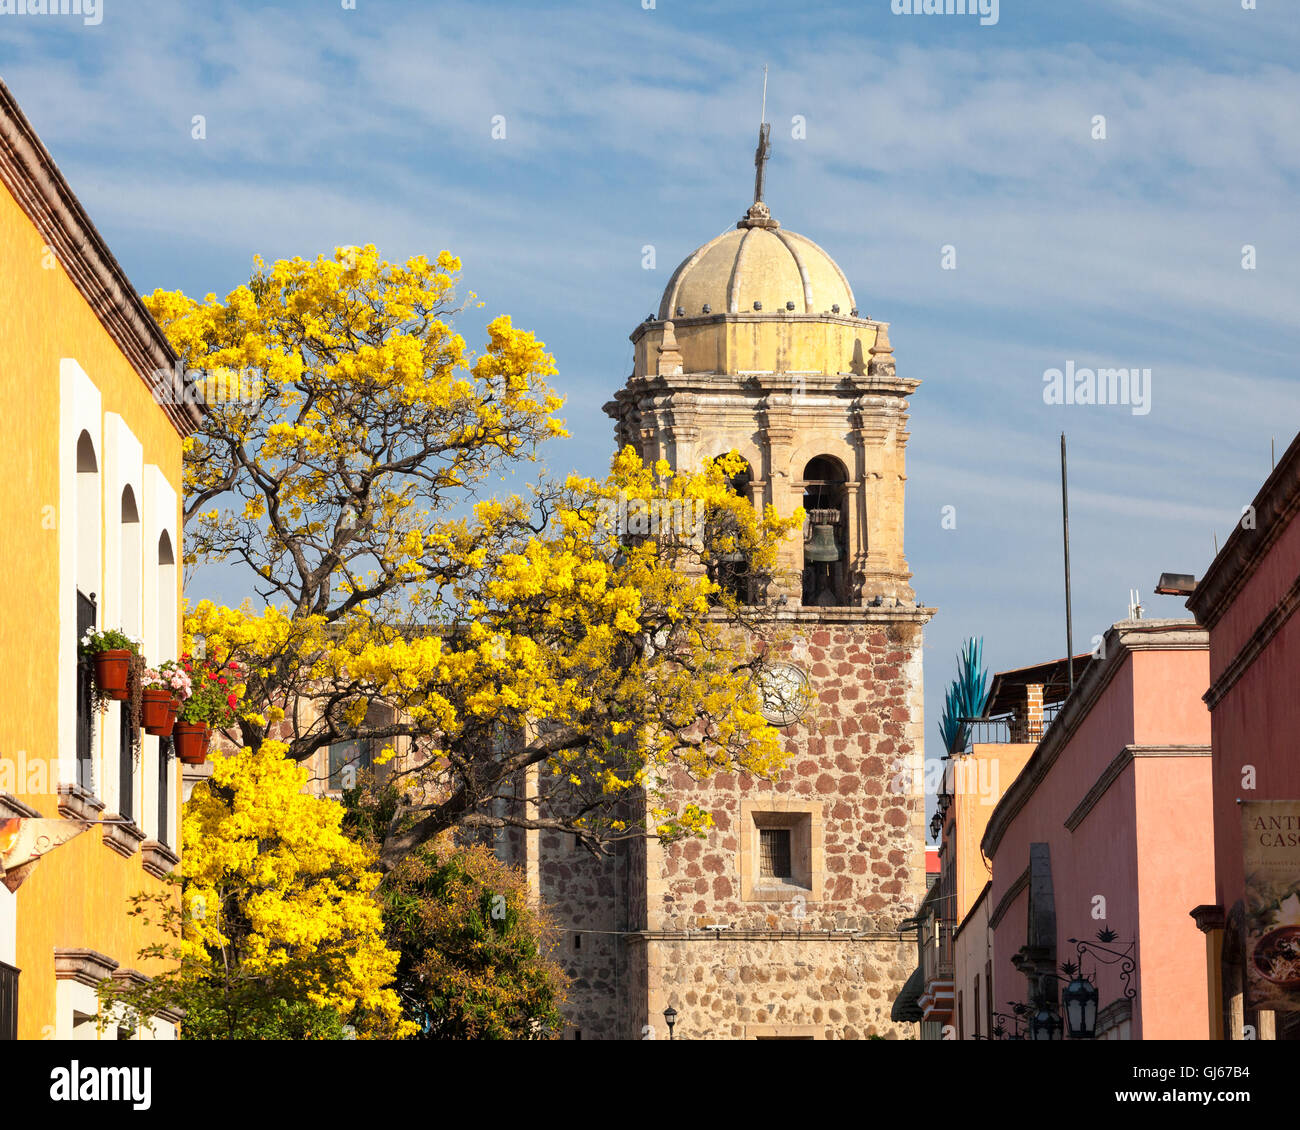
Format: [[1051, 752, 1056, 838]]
[[622, 929, 905, 943], [1064, 744, 1211, 833], [629, 312, 886, 346], [981, 620, 1207, 859], [102, 815, 147, 858], [140, 839, 180, 880], [54, 947, 119, 987], [988, 866, 1028, 930], [0, 79, 201, 438], [1202, 571, 1300, 711], [1187, 430, 1300, 629], [0, 792, 42, 819]]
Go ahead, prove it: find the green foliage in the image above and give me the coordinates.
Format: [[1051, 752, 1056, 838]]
[[95, 886, 352, 1041], [345, 784, 569, 1039], [79, 627, 142, 656]]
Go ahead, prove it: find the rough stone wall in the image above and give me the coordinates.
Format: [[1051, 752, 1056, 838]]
[[538, 612, 928, 1039], [634, 613, 928, 1039], [536, 827, 627, 1040], [648, 936, 918, 1040]]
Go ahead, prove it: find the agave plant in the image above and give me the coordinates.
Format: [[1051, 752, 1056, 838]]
[[938, 637, 990, 757]]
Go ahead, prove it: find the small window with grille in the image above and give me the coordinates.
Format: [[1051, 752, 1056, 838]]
[[759, 828, 792, 880]]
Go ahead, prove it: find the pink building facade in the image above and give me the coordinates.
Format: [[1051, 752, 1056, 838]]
[[1188, 428, 1300, 1042], [982, 620, 1214, 1039]]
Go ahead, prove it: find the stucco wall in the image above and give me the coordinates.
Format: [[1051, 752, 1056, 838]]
[[0, 180, 184, 1038], [987, 634, 1213, 1039]]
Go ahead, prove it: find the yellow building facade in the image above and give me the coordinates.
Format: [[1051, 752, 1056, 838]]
[[0, 80, 198, 1038]]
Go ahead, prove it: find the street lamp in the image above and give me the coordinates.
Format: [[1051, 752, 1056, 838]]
[[1030, 1004, 1062, 1041], [662, 1006, 677, 1040], [1061, 971, 1100, 1039]]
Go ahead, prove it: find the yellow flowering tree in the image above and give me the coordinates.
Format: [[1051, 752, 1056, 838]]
[[153, 247, 804, 871], [98, 741, 413, 1039]]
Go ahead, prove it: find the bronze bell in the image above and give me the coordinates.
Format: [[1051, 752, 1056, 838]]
[[805, 522, 840, 563]]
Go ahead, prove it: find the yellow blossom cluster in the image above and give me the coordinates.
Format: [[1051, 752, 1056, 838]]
[[182, 740, 415, 1038]]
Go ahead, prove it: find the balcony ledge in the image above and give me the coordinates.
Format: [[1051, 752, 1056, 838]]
[[101, 815, 146, 858], [140, 839, 179, 879]]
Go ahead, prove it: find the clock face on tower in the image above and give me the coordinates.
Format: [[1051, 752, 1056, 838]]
[[759, 662, 811, 727]]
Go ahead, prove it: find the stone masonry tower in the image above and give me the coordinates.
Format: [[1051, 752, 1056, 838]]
[[538, 135, 933, 1039]]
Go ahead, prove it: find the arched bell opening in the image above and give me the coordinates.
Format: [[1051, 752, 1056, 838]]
[[706, 453, 756, 606], [801, 456, 848, 607]]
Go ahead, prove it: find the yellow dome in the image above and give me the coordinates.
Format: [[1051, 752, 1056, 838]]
[[658, 221, 856, 321]]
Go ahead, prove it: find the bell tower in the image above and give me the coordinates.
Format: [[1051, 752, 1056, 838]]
[[551, 127, 934, 1040], [606, 160, 917, 613]]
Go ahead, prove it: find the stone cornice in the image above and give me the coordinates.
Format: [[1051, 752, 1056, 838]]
[[1190, 904, 1225, 934], [111, 968, 185, 1025], [612, 370, 919, 402], [1187, 430, 1300, 629], [630, 312, 886, 346], [57, 783, 105, 822], [623, 929, 906, 942], [140, 839, 180, 879], [0, 792, 42, 819], [102, 815, 147, 858], [1064, 744, 1211, 833], [54, 948, 119, 987], [0, 79, 201, 438], [111, 967, 152, 991], [981, 620, 1207, 858], [765, 605, 936, 627]]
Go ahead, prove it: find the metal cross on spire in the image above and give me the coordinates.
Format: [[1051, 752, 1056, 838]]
[[753, 63, 771, 205], [738, 65, 779, 229]]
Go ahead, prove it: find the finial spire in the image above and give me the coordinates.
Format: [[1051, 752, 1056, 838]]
[[738, 64, 779, 230]]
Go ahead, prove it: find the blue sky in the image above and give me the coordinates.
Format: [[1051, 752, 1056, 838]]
[[4, 0, 1297, 819]]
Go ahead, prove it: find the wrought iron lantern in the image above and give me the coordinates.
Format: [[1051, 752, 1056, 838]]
[[1061, 971, 1100, 1039], [662, 1006, 677, 1040], [1030, 1004, 1063, 1041]]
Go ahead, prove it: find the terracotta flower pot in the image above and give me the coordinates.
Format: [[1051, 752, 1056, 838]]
[[93, 649, 132, 701], [142, 688, 175, 736], [174, 722, 211, 765], [166, 697, 180, 729]]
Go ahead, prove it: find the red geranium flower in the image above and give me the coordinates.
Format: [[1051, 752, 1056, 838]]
[[218, 677, 227, 685], [227, 693, 238, 709]]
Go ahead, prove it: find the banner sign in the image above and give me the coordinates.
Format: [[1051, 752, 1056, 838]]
[[0, 817, 90, 892], [1243, 800, 1300, 1012]]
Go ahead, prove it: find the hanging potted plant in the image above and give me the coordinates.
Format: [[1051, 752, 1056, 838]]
[[141, 660, 192, 737], [80, 628, 143, 708], [174, 654, 242, 765]]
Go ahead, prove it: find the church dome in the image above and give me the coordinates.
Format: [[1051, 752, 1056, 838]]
[[658, 210, 857, 321]]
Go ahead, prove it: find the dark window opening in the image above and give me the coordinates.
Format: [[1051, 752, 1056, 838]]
[[119, 706, 133, 823], [801, 456, 849, 607], [707, 454, 757, 605], [157, 737, 170, 847], [75, 590, 96, 792], [0, 961, 17, 1041], [759, 828, 792, 880], [328, 739, 371, 792]]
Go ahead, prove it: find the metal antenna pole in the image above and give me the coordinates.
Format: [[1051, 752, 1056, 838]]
[[1061, 433, 1075, 691]]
